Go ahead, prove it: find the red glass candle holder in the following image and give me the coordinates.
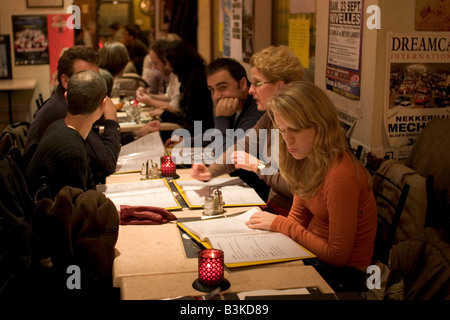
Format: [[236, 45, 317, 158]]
[[192, 249, 230, 293], [160, 155, 176, 177]]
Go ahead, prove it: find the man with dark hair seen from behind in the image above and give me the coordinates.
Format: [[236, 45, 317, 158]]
[[24, 46, 121, 185], [26, 70, 108, 199]]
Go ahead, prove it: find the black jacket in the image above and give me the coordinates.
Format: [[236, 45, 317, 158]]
[[32, 186, 119, 298], [24, 84, 121, 184]]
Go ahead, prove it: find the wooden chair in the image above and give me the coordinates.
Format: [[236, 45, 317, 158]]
[[111, 73, 150, 99], [369, 170, 411, 265]]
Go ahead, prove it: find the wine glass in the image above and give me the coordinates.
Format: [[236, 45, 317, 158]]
[[124, 98, 141, 123]]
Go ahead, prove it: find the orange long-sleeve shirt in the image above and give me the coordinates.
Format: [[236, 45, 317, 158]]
[[271, 152, 377, 268]]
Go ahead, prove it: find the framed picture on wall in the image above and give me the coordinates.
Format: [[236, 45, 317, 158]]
[[12, 15, 49, 65], [0, 35, 12, 79], [26, 0, 64, 8]]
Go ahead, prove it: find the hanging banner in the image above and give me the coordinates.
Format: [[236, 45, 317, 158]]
[[325, 0, 363, 100], [12, 15, 49, 65], [47, 14, 73, 89], [384, 32, 450, 161]]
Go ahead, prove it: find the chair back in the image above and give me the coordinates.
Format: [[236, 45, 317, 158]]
[[370, 169, 411, 264], [111, 73, 150, 99]]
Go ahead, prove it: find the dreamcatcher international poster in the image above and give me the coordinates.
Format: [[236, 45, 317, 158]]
[[384, 32, 450, 161]]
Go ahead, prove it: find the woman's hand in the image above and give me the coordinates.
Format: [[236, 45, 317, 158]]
[[232, 151, 259, 173], [149, 108, 164, 118], [190, 163, 212, 181], [245, 211, 277, 231], [134, 120, 160, 138], [136, 87, 151, 105]]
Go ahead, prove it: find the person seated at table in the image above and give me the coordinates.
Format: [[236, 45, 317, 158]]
[[191, 46, 303, 216], [245, 81, 377, 293], [141, 33, 181, 94], [24, 45, 121, 185], [153, 40, 214, 144], [205, 57, 268, 200], [206, 57, 265, 150], [26, 70, 108, 200], [99, 41, 133, 97], [99, 41, 161, 145], [136, 39, 181, 117], [120, 24, 148, 76]]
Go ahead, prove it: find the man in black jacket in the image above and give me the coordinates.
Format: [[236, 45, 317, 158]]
[[26, 70, 108, 200], [24, 46, 121, 185]]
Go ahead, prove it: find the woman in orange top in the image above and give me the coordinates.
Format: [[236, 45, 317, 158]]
[[246, 81, 377, 293]]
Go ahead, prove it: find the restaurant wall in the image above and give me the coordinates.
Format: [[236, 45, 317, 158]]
[[315, 0, 421, 159], [0, 0, 72, 132]]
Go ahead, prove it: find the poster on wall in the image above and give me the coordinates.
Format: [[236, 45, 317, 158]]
[[415, 0, 450, 31], [0, 35, 12, 79], [230, 0, 243, 61], [289, 18, 311, 69], [12, 15, 49, 65], [325, 0, 363, 100], [222, 0, 231, 57], [384, 32, 450, 161], [242, 0, 254, 63], [221, 0, 254, 62], [47, 14, 73, 89]]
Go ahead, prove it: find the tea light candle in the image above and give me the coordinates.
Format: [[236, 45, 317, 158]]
[[160, 155, 176, 177], [198, 249, 224, 288]]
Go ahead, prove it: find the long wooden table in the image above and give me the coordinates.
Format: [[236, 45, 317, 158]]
[[106, 170, 335, 300]]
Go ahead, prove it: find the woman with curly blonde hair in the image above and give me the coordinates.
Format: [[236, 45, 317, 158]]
[[246, 81, 377, 293]]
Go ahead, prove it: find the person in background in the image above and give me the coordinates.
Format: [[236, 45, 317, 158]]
[[108, 22, 125, 43], [205, 57, 268, 200], [245, 81, 377, 293], [26, 70, 108, 199], [98, 41, 131, 96], [141, 33, 181, 94], [157, 40, 214, 144], [191, 46, 303, 216], [121, 24, 148, 76], [24, 46, 121, 185], [98, 41, 160, 145], [136, 39, 181, 118]]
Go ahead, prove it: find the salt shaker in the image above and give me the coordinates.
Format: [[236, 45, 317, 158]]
[[211, 187, 224, 214], [203, 196, 216, 216], [150, 161, 159, 179]]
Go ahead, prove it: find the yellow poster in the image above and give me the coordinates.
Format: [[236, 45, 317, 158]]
[[289, 18, 310, 69]]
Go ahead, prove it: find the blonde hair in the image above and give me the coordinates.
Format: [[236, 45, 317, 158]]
[[161, 33, 182, 41], [250, 46, 304, 83], [268, 81, 348, 198]]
